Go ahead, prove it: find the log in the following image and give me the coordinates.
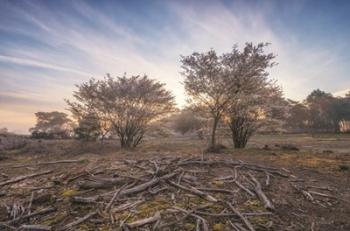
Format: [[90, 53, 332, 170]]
[[0, 170, 53, 187]]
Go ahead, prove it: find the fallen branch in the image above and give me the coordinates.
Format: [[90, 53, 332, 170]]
[[105, 184, 128, 212], [167, 180, 218, 202], [1, 160, 84, 169], [59, 210, 97, 230], [226, 202, 255, 231], [0, 170, 53, 187], [248, 173, 274, 211], [20, 224, 51, 230], [125, 211, 160, 228], [8, 207, 56, 225]]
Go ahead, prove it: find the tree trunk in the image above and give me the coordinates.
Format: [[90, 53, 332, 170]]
[[230, 117, 252, 149], [210, 116, 219, 148]]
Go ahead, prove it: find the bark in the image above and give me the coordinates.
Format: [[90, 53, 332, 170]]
[[210, 115, 220, 148]]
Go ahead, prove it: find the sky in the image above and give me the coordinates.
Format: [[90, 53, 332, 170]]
[[1, 0, 350, 134]]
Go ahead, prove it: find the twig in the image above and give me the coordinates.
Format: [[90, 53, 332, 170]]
[[8, 207, 56, 225], [125, 211, 160, 228], [248, 173, 274, 210], [105, 184, 128, 212], [59, 210, 97, 230], [0, 170, 53, 187], [167, 180, 218, 202], [226, 202, 255, 231]]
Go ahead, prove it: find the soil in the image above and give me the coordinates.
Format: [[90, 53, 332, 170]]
[[0, 134, 349, 230]]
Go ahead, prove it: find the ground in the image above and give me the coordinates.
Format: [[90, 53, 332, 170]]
[[0, 134, 349, 230]]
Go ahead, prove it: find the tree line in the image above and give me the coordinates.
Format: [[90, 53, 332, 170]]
[[28, 42, 350, 150]]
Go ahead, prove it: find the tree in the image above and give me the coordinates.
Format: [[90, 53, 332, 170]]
[[173, 110, 203, 135], [67, 74, 175, 148], [181, 50, 232, 149], [73, 113, 102, 141], [67, 79, 111, 142], [284, 100, 310, 132], [0, 128, 9, 135], [305, 89, 336, 132], [223, 43, 277, 148], [29, 111, 72, 139]]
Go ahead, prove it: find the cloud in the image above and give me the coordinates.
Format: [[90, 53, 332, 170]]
[[0, 0, 349, 133], [0, 55, 92, 77]]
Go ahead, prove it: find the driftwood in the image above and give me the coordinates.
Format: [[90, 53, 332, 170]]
[[226, 202, 255, 231], [8, 207, 56, 225], [125, 211, 160, 228], [167, 180, 218, 202], [0, 160, 84, 169], [248, 173, 275, 211], [105, 184, 128, 211], [0, 155, 331, 230], [0, 170, 53, 187], [59, 210, 97, 230], [78, 176, 125, 189], [20, 224, 51, 230], [111, 200, 144, 213]]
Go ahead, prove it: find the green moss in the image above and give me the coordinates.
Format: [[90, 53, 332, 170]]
[[211, 180, 225, 187], [62, 189, 79, 197], [213, 223, 226, 231], [42, 211, 67, 225], [242, 199, 265, 211], [184, 223, 196, 230]]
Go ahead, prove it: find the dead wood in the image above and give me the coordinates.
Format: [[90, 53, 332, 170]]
[[0, 170, 53, 187], [20, 224, 51, 230], [111, 200, 144, 213], [234, 180, 255, 197], [226, 202, 255, 231], [124, 211, 160, 228], [59, 210, 97, 231], [167, 180, 218, 202], [8, 207, 56, 225], [0, 160, 84, 169], [248, 173, 275, 211], [105, 183, 128, 211]]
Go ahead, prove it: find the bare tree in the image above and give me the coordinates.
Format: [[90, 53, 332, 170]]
[[222, 43, 278, 148], [181, 50, 232, 149], [29, 111, 72, 139], [67, 74, 175, 148]]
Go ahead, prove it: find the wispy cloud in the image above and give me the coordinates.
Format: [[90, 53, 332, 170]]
[[0, 0, 349, 133]]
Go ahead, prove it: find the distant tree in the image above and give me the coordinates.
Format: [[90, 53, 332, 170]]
[[305, 89, 337, 132], [67, 74, 175, 148], [0, 127, 8, 134], [284, 100, 310, 132], [29, 111, 72, 139], [181, 49, 232, 149], [173, 110, 203, 135], [73, 113, 102, 141], [222, 43, 277, 148]]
